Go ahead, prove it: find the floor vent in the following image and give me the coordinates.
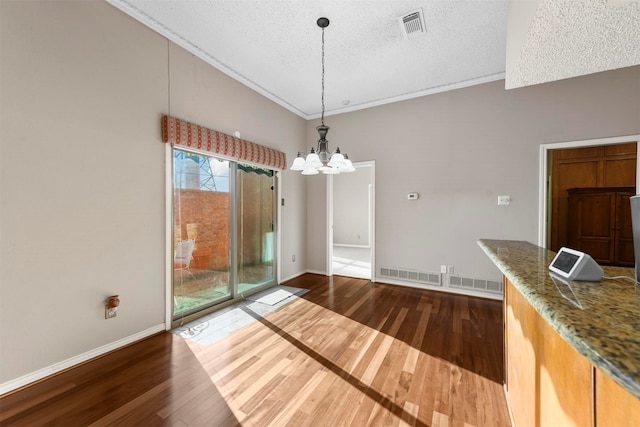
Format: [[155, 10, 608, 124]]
[[399, 9, 426, 39], [449, 275, 503, 294], [380, 267, 441, 286]]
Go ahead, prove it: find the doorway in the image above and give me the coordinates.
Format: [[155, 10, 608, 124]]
[[171, 147, 277, 327], [328, 161, 375, 280], [538, 134, 640, 249]]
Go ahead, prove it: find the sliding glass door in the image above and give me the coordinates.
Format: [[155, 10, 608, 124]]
[[173, 150, 232, 319], [237, 164, 276, 294], [172, 149, 277, 322]]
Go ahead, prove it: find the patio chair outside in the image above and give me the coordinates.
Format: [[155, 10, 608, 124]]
[[174, 239, 196, 279]]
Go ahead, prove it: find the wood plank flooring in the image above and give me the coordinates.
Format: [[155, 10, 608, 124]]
[[0, 274, 511, 426]]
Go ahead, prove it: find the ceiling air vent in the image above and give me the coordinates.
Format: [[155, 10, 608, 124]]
[[399, 9, 425, 39]]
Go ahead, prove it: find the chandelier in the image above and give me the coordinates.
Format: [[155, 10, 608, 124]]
[[290, 17, 355, 175]]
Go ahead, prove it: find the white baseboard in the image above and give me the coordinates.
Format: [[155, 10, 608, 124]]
[[279, 271, 307, 284], [0, 323, 165, 396], [305, 269, 327, 276], [333, 244, 370, 249]]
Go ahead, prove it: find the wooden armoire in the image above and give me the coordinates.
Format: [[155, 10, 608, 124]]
[[567, 186, 635, 266]]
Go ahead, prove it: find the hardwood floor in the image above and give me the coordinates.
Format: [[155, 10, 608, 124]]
[[0, 274, 511, 426]]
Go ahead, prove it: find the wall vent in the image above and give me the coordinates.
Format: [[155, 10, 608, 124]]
[[380, 267, 441, 286], [487, 280, 502, 292], [449, 275, 503, 295], [399, 9, 426, 39]]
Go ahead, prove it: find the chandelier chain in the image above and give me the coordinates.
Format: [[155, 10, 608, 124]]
[[289, 17, 354, 174], [321, 25, 325, 126]]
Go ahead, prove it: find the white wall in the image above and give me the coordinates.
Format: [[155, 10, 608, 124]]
[[0, 0, 306, 388], [306, 66, 640, 282], [333, 166, 371, 246], [304, 174, 328, 274]]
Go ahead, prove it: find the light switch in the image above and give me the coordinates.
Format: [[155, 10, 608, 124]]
[[498, 195, 511, 206]]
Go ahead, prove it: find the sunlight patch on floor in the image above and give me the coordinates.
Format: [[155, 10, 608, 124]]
[[180, 295, 505, 426]]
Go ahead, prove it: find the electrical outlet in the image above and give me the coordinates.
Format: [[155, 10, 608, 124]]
[[440, 265, 447, 274], [292, 254, 296, 262], [447, 265, 454, 274], [105, 307, 117, 319]]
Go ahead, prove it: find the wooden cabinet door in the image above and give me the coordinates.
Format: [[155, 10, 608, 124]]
[[505, 279, 592, 427], [595, 368, 640, 427], [505, 279, 537, 427]]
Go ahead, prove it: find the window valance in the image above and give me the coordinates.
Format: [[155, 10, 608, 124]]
[[161, 115, 286, 170]]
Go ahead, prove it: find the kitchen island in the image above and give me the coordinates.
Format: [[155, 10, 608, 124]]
[[478, 239, 640, 427]]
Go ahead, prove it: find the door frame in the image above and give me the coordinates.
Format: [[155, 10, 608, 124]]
[[538, 134, 640, 248], [327, 161, 376, 281]]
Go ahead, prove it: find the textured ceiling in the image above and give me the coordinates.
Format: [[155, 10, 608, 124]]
[[107, 0, 508, 119], [507, 0, 640, 89], [106, 0, 640, 119]]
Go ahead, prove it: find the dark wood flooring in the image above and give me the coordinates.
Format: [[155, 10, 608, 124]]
[[0, 274, 510, 426]]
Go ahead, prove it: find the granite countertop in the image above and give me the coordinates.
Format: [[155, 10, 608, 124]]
[[478, 239, 640, 399]]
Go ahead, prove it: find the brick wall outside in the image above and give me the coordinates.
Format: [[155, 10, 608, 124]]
[[174, 189, 230, 270], [174, 178, 273, 271]]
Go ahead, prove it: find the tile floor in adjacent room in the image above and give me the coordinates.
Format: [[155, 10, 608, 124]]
[[332, 245, 372, 279]]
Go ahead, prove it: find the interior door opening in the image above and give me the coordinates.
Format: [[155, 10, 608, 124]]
[[539, 135, 640, 250], [329, 161, 375, 280]]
